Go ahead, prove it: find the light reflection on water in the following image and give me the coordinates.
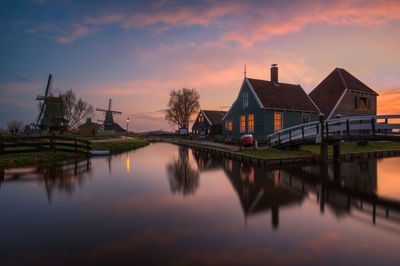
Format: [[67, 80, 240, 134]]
[[1, 143, 400, 265]]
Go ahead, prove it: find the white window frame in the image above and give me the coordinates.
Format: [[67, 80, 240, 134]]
[[240, 115, 246, 133], [243, 91, 248, 109], [302, 113, 310, 124], [248, 114, 254, 133], [274, 112, 282, 132]]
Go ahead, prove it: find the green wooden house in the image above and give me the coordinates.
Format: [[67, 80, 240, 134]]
[[222, 64, 320, 141]]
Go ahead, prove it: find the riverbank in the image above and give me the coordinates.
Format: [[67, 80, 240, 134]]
[[91, 139, 149, 154], [0, 139, 149, 168], [156, 138, 400, 165]]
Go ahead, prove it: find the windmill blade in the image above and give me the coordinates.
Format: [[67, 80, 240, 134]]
[[44, 74, 53, 97], [111, 111, 122, 115], [96, 108, 108, 112], [37, 101, 46, 125], [108, 99, 112, 111], [36, 95, 46, 100]]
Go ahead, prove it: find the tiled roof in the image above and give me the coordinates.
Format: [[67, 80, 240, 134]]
[[247, 78, 319, 112], [202, 110, 227, 125], [309, 68, 378, 116]]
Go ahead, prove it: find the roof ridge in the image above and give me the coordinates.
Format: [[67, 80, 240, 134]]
[[336, 68, 348, 88]]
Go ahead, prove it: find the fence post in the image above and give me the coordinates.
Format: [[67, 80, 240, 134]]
[[52, 133, 56, 153], [346, 119, 350, 139], [301, 126, 305, 141], [371, 117, 376, 138], [86, 141, 89, 154], [74, 137, 78, 154], [278, 132, 281, 144], [0, 139, 4, 155]]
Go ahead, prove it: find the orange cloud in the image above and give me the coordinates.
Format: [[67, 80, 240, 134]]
[[376, 87, 400, 114]]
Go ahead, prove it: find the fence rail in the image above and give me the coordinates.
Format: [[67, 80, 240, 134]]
[[267, 115, 400, 147], [0, 134, 91, 155]]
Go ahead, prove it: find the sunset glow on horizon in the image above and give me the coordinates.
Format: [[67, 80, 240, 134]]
[[1, 0, 400, 131]]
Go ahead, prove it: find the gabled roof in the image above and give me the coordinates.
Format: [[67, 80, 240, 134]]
[[247, 78, 320, 112], [309, 68, 378, 118], [202, 110, 227, 125]]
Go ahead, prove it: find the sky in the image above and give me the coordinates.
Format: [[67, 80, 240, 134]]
[[1, 0, 400, 131]]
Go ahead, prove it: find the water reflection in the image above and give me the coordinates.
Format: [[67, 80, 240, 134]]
[[166, 146, 200, 196], [189, 149, 400, 230], [0, 159, 91, 202]]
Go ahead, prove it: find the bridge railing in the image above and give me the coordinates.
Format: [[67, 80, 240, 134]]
[[267, 115, 400, 147]]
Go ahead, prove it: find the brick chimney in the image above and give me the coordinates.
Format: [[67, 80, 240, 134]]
[[271, 64, 278, 84]]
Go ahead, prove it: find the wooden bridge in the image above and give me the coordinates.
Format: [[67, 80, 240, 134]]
[[267, 115, 400, 162], [0, 135, 92, 155]]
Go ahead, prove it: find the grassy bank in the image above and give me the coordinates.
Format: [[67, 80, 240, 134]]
[[0, 152, 81, 168], [237, 147, 315, 159], [302, 141, 400, 155], [91, 139, 149, 154]]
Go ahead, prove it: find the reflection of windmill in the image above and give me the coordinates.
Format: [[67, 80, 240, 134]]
[[36, 74, 64, 133], [96, 99, 125, 132]]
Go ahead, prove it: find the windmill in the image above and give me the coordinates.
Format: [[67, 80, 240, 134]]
[[36, 74, 64, 133], [96, 99, 125, 132]]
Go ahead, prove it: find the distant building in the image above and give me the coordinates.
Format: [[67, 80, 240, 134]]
[[78, 118, 103, 135], [222, 64, 320, 141], [192, 110, 227, 138], [309, 68, 378, 120]]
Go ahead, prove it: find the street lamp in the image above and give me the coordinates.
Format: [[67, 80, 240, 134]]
[[126, 117, 130, 140]]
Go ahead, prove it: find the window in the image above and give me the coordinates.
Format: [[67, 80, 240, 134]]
[[225, 121, 228, 130], [355, 96, 368, 109], [199, 113, 204, 122], [243, 92, 248, 108], [248, 114, 254, 132], [302, 113, 310, 124], [274, 113, 282, 131], [240, 115, 246, 132], [228, 121, 232, 131]]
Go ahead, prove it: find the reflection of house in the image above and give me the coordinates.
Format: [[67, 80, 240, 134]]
[[221, 64, 320, 141], [191, 150, 222, 172], [192, 110, 227, 138], [309, 68, 378, 120], [222, 159, 304, 229]]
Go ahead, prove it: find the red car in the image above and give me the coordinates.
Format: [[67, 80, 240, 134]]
[[241, 134, 253, 147]]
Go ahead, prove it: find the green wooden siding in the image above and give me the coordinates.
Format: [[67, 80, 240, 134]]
[[222, 80, 319, 141]]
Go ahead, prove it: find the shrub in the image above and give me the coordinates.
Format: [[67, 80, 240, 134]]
[[213, 134, 225, 143]]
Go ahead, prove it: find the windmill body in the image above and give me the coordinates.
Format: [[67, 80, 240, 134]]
[[36, 74, 64, 133], [96, 99, 126, 133]]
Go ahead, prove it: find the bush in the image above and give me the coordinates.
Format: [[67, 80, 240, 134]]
[[213, 134, 225, 143]]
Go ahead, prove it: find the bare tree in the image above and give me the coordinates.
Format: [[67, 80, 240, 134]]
[[7, 120, 23, 134], [60, 90, 93, 130], [165, 88, 200, 129]]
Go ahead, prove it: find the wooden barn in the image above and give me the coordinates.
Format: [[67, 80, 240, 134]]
[[309, 68, 378, 120], [192, 110, 227, 138], [222, 64, 320, 141]]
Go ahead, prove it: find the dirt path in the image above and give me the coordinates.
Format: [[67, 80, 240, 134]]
[[186, 140, 239, 151]]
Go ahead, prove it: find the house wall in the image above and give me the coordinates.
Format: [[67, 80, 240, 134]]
[[332, 90, 377, 118], [222, 81, 264, 140], [222, 81, 319, 141], [192, 112, 211, 136]]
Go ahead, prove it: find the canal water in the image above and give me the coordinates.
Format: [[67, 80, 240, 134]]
[[1, 143, 400, 265]]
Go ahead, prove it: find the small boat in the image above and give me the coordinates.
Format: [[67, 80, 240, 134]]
[[89, 150, 110, 156], [240, 134, 253, 147]]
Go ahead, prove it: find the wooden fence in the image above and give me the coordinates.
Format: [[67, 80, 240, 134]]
[[0, 134, 91, 155]]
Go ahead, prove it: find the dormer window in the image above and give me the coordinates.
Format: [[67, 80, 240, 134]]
[[243, 92, 248, 108]]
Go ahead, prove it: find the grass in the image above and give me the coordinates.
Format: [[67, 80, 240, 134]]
[[237, 147, 315, 159], [91, 139, 149, 154], [302, 141, 400, 155], [0, 152, 81, 168]]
